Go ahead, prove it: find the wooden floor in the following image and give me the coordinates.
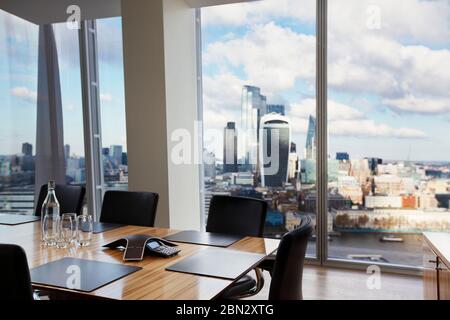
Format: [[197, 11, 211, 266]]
[[247, 266, 423, 300]]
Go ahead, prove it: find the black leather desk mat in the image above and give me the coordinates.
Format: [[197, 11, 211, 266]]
[[166, 248, 265, 280], [0, 214, 40, 225], [93, 222, 125, 234], [30, 258, 141, 292], [163, 230, 243, 247]]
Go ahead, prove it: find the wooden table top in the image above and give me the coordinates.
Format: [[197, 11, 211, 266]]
[[0, 221, 279, 300], [424, 232, 450, 269]]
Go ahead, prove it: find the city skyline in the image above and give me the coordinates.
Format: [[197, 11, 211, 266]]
[[201, 0, 450, 162]]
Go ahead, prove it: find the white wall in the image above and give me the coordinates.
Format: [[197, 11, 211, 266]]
[[164, 0, 202, 230], [122, 0, 201, 229], [121, 0, 170, 227]]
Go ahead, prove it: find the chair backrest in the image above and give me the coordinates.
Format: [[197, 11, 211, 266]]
[[100, 191, 159, 227], [35, 184, 86, 216], [206, 195, 268, 237], [0, 244, 33, 300], [269, 216, 313, 300]]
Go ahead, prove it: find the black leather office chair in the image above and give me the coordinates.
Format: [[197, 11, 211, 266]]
[[206, 195, 267, 299], [0, 244, 34, 300], [268, 216, 313, 300], [35, 184, 86, 216], [206, 195, 267, 236], [99, 191, 159, 227]]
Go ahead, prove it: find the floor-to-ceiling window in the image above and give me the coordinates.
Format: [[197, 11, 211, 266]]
[[200, 0, 318, 257], [0, 10, 128, 216], [327, 0, 450, 268], [53, 23, 86, 189], [200, 0, 450, 270], [0, 10, 38, 214], [97, 17, 128, 192]]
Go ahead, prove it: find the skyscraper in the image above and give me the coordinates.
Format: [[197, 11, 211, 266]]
[[22, 143, 33, 156], [260, 113, 290, 188], [204, 151, 216, 179], [223, 122, 238, 173], [336, 152, 349, 161], [241, 85, 267, 169], [305, 115, 316, 160], [64, 144, 70, 159], [366, 157, 382, 173], [102, 148, 110, 156], [122, 152, 128, 166], [288, 153, 299, 180], [21, 142, 34, 172], [288, 143, 298, 180], [111, 145, 123, 166], [267, 104, 285, 115], [290, 142, 297, 153]]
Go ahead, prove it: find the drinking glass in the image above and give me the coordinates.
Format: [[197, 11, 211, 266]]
[[57, 214, 75, 249], [77, 214, 93, 247], [42, 214, 60, 247], [63, 213, 78, 244]]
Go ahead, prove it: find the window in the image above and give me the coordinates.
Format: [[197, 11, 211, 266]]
[[200, 0, 317, 257], [327, 0, 450, 267], [200, 0, 450, 270], [0, 10, 38, 214], [97, 17, 128, 192], [0, 11, 128, 217], [53, 23, 86, 188]]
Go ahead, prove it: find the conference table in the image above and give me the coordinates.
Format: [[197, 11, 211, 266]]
[[0, 220, 279, 300]]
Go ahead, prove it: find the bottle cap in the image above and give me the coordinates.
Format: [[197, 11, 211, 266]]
[[48, 180, 56, 189]]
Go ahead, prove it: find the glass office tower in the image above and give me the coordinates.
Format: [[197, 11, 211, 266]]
[[304, 115, 316, 160], [223, 122, 238, 173], [241, 85, 267, 170], [260, 114, 290, 188]]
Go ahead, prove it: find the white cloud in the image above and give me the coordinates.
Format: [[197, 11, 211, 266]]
[[204, 22, 315, 93], [11, 87, 37, 103], [328, 0, 450, 45], [328, 35, 450, 101], [205, 20, 450, 107], [203, 72, 243, 113], [329, 119, 427, 139], [203, 0, 450, 116], [383, 96, 450, 114], [100, 93, 113, 103], [202, 0, 316, 27], [200, 0, 450, 151], [288, 98, 427, 139], [290, 99, 365, 122], [203, 0, 450, 46]]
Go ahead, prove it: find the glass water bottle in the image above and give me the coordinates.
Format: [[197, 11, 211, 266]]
[[41, 180, 60, 246]]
